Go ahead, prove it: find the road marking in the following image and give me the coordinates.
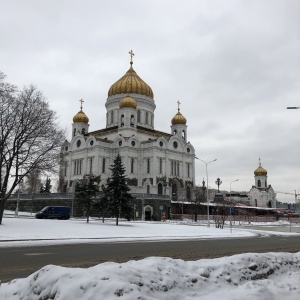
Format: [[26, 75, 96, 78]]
[[24, 253, 51, 256]]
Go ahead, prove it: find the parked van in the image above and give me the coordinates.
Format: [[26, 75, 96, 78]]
[[35, 206, 71, 220]]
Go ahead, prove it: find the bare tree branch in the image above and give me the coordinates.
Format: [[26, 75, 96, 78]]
[[0, 73, 66, 224]]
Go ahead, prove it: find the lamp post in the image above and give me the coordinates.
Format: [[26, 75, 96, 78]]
[[195, 157, 217, 227], [229, 179, 239, 233]]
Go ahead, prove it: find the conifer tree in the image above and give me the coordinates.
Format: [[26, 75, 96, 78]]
[[106, 153, 132, 225], [75, 174, 101, 223]]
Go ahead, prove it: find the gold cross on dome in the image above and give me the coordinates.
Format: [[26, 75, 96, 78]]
[[177, 100, 181, 111], [79, 98, 84, 110], [129, 50, 134, 65]]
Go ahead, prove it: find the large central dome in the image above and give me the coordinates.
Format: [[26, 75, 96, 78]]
[[108, 63, 154, 99]]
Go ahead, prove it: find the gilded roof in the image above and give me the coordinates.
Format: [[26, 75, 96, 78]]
[[73, 109, 89, 124], [119, 95, 137, 109], [108, 66, 154, 99], [171, 109, 187, 125], [254, 160, 267, 176]]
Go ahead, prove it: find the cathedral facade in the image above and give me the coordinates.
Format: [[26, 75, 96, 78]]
[[62, 52, 196, 219]]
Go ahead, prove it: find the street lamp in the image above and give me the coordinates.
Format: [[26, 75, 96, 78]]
[[229, 179, 239, 232], [195, 157, 217, 227]]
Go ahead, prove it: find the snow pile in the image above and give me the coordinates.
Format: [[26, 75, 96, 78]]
[[1, 252, 300, 300]]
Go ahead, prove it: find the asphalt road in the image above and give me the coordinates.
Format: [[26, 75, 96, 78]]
[[1, 235, 300, 283]]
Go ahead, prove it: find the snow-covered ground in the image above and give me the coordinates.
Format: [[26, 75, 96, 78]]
[[1, 213, 300, 299]]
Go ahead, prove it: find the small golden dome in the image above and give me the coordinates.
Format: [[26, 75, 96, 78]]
[[73, 109, 89, 123], [73, 99, 89, 123], [108, 65, 154, 99], [171, 111, 187, 125], [172, 101, 187, 125], [119, 95, 137, 109], [254, 160, 267, 176]]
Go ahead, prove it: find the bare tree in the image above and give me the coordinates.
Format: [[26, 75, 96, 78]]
[[0, 72, 65, 224]]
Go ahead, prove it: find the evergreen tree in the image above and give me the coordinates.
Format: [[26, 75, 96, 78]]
[[106, 153, 132, 225], [40, 177, 52, 193], [75, 174, 101, 223], [93, 184, 109, 223]]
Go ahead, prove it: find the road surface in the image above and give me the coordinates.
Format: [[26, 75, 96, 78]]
[[1, 235, 300, 283]]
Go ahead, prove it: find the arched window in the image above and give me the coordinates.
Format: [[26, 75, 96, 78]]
[[258, 180, 261, 187], [146, 112, 149, 124], [158, 183, 163, 195], [73, 128, 76, 136], [147, 185, 150, 194], [182, 130, 185, 140], [82, 128, 85, 134], [121, 114, 124, 126], [130, 114, 134, 126]]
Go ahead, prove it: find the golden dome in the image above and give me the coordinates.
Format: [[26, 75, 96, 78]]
[[73, 99, 89, 123], [119, 95, 137, 109], [254, 159, 267, 176], [108, 65, 154, 99], [73, 109, 89, 123], [172, 101, 187, 125], [172, 111, 187, 125]]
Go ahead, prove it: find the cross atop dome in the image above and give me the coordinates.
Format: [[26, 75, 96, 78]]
[[177, 100, 181, 112], [79, 98, 84, 110], [129, 49, 134, 66]]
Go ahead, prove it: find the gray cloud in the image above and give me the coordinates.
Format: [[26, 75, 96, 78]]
[[1, 0, 299, 202]]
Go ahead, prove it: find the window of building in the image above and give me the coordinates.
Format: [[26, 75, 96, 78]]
[[158, 183, 163, 195], [137, 110, 141, 122], [147, 185, 150, 194], [73, 159, 82, 175], [89, 157, 93, 174], [111, 111, 114, 124], [187, 163, 190, 178], [258, 180, 261, 187], [131, 158, 134, 173], [147, 158, 150, 173], [102, 158, 106, 173], [171, 160, 180, 176], [159, 158, 163, 174], [146, 112, 149, 124]]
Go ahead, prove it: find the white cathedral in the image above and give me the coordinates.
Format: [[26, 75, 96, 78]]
[[61, 52, 276, 218], [62, 52, 196, 218]]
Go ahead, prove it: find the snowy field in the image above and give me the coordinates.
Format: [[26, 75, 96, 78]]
[[0, 214, 300, 299]]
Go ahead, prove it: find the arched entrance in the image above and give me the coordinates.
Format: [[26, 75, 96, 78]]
[[144, 205, 153, 221]]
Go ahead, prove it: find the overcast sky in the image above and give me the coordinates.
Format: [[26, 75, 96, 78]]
[[1, 0, 299, 203]]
